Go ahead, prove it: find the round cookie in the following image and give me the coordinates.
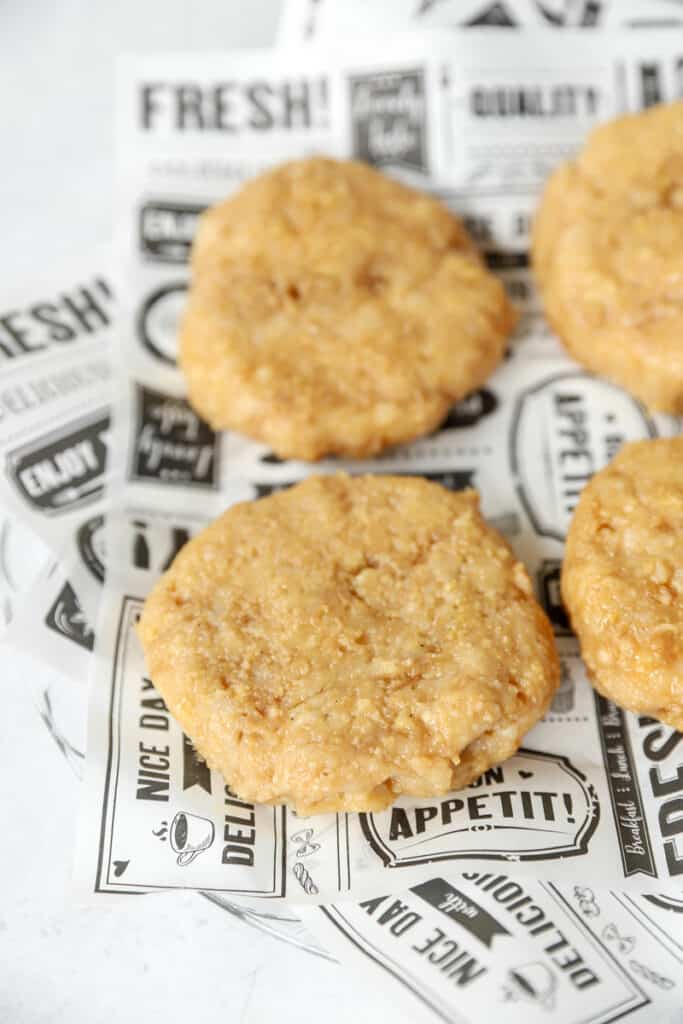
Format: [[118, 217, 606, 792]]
[[138, 474, 558, 815], [562, 437, 683, 729], [180, 157, 516, 461], [532, 100, 683, 413]]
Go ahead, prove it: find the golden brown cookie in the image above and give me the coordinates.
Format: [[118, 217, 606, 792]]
[[138, 474, 558, 814], [562, 437, 683, 729], [180, 157, 516, 461], [532, 100, 683, 413]]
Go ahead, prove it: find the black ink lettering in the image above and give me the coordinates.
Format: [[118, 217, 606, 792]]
[[643, 726, 682, 762], [492, 882, 523, 903], [428, 939, 458, 964], [283, 80, 311, 129], [222, 845, 254, 866], [213, 83, 238, 131], [412, 927, 445, 956], [415, 806, 438, 833], [441, 797, 464, 824], [177, 84, 204, 131], [246, 81, 275, 129], [390, 912, 421, 936], [31, 303, 76, 342], [141, 83, 163, 130], [534, 791, 557, 820], [665, 840, 683, 875], [61, 287, 110, 334], [659, 798, 683, 838], [389, 807, 413, 840], [377, 899, 411, 927], [494, 791, 515, 817], [650, 763, 683, 798], [467, 795, 492, 820], [0, 313, 32, 357], [360, 895, 389, 916]]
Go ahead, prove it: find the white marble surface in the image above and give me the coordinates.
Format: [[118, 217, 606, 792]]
[[3, 0, 278, 279], [0, 3, 416, 1020], [2, 647, 417, 1023]]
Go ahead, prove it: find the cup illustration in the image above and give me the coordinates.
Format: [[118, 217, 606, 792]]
[[505, 961, 557, 1010], [169, 811, 215, 866]]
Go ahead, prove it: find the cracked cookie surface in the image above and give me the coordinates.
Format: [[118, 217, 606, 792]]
[[138, 474, 558, 814], [532, 100, 683, 413], [180, 157, 516, 461], [563, 437, 683, 729]]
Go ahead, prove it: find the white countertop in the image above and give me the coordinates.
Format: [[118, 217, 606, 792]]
[[0, 3, 415, 1020], [2, 656, 417, 1023]]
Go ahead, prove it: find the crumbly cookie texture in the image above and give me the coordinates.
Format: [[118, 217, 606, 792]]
[[180, 157, 516, 461], [138, 475, 558, 814], [563, 437, 683, 729], [532, 100, 683, 413]]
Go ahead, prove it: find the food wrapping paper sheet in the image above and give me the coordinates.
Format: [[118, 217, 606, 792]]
[[278, 0, 683, 42], [0, 260, 116, 649], [59, 31, 683, 916], [0, 263, 114, 553], [299, 879, 683, 1022]]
